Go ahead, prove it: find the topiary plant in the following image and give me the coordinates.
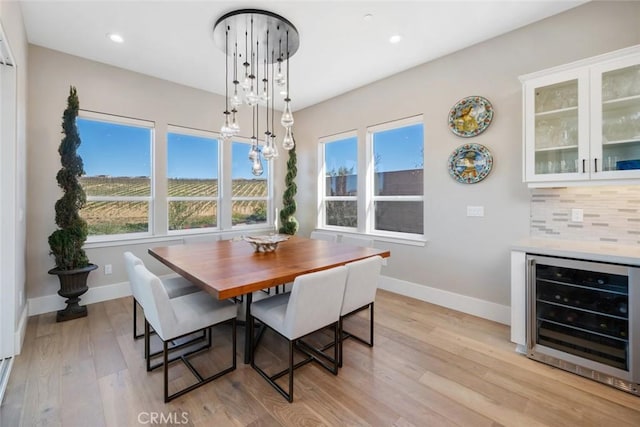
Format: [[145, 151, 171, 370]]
[[48, 86, 96, 322], [279, 145, 299, 235], [48, 86, 90, 270]]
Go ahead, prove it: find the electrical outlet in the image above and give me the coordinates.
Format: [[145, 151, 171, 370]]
[[571, 208, 584, 222], [467, 206, 485, 217], [104, 264, 113, 275]]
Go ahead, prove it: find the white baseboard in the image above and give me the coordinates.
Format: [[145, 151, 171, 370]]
[[14, 304, 28, 355], [378, 275, 510, 325], [27, 274, 511, 326], [28, 280, 132, 317]]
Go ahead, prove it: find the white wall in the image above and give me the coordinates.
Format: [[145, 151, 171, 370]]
[[293, 1, 640, 308], [0, 0, 28, 355]]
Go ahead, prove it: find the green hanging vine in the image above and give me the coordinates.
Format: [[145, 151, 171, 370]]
[[279, 145, 299, 235]]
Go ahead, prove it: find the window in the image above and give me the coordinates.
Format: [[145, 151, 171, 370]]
[[231, 140, 269, 227], [167, 127, 219, 231], [319, 132, 358, 228], [367, 117, 424, 236], [77, 113, 153, 237]]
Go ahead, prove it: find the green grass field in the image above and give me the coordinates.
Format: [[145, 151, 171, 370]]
[[79, 176, 268, 235]]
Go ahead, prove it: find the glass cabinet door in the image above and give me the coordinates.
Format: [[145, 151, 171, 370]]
[[592, 57, 640, 177], [524, 69, 589, 182], [534, 80, 580, 174]]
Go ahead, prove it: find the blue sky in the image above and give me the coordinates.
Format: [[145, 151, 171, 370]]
[[325, 123, 424, 174], [77, 118, 262, 179], [77, 118, 422, 180]]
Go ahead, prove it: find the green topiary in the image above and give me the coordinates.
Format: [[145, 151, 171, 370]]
[[48, 86, 90, 270], [279, 145, 299, 235]]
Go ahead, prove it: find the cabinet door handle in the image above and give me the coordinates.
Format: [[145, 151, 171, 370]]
[[582, 159, 586, 173], [594, 158, 598, 173]]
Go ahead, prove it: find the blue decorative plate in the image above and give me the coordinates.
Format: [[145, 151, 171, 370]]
[[448, 143, 493, 184], [448, 96, 494, 138]]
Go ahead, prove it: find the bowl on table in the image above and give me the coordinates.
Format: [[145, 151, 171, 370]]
[[243, 234, 290, 252]]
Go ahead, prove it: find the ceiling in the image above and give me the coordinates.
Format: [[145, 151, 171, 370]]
[[19, 0, 588, 110]]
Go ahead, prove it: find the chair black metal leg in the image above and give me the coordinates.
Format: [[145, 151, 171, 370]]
[[163, 340, 169, 402], [133, 298, 144, 340], [288, 340, 294, 402], [244, 292, 253, 364], [145, 319, 151, 370]]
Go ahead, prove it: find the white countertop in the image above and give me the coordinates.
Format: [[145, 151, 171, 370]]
[[512, 238, 640, 266]]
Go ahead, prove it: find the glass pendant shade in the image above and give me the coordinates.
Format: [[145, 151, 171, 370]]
[[251, 156, 264, 176], [262, 135, 275, 159], [275, 72, 286, 87], [230, 111, 240, 135], [245, 90, 259, 106], [231, 92, 243, 108], [248, 139, 259, 161], [282, 126, 295, 150], [221, 115, 234, 139], [281, 101, 294, 127]]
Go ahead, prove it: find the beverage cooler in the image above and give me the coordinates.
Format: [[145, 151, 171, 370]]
[[526, 255, 640, 395]]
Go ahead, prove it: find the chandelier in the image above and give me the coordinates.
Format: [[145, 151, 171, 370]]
[[213, 9, 300, 176]]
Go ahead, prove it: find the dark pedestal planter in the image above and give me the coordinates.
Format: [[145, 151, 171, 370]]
[[48, 264, 98, 322]]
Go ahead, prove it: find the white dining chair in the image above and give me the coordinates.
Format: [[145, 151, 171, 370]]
[[250, 265, 348, 402], [133, 262, 237, 402], [340, 235, 374, 247], [338, 255, 383, 366], [310, 230, 338, 242], [124, 252, 200, 340]]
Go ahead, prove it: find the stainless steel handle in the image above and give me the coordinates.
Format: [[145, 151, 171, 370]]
[[526, 258, 536, 352]]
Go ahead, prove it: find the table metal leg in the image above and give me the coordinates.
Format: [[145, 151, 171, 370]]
[[244, 292, 253, 364]]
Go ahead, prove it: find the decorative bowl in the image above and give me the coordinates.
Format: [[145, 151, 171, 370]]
[[243, 234, 290, 252]]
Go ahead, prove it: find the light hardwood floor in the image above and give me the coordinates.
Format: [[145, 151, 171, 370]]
[[2, 290, 640, 426]]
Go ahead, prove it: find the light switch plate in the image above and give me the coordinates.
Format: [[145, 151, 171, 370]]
[[467, 206, 485, 217]]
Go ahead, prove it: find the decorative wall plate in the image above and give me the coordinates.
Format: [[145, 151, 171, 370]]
[[448, 96, 494, 137], [448, 143, 493, 184]]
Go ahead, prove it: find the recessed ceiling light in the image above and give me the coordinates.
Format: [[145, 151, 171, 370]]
[[363, 14, 373, 21], [389, 34, 402, 44], [107, 33, 124, 43]]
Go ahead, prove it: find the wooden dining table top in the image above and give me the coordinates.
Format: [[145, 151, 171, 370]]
[[148, 235, 391, 300]]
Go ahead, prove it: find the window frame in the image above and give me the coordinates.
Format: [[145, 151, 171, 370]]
[[78, 110, 155, 243], [317, 130, 358, 231], [366, 115, 425, 240], [166, 125, 221, 234]]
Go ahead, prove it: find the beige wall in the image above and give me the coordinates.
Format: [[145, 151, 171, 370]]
[[0, 0, 28, 342], [26, 46, 281, 300], [293, 1, 640, 306]]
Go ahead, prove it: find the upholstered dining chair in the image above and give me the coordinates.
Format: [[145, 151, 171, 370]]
[[124, 252, 199, 340], [310, 230, 338, 242], [340, 235, 374, 247], [133, 262, 237, 402], [250, 266, 348, 402], [337, 255, 383, 366]]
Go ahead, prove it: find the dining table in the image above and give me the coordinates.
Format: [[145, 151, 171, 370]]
[[149, 235, 391, 363]]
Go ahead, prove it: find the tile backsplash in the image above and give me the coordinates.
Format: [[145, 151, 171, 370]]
[[530, 185, 640, 244]]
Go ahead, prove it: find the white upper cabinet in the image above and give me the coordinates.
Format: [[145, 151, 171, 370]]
[[521, 45, 640, 186]]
